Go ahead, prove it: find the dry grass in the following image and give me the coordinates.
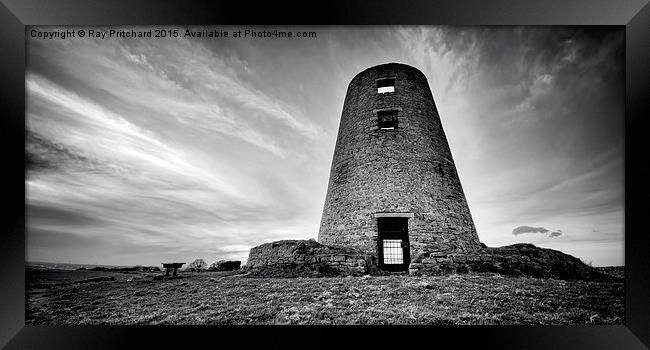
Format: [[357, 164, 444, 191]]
[[26, 268, 624, 325]]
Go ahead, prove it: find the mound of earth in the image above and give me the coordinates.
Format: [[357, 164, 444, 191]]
[[595, 266, 624, 279], [410, 243, 621, 282]]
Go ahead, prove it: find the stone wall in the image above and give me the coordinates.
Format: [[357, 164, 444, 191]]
[[244, 240, 618, 282], [318, 63, 481, 256], [246, 239, 375, 277], [408, 243, 620, 282]]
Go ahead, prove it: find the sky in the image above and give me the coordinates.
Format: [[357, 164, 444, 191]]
[[25, 26, 624, 267]]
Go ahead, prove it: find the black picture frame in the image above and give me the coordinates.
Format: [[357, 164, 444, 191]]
[[1, 0, 648, 348]]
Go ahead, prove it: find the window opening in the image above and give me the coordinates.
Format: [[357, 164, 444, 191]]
[[378, 110, 398, 130], [382, 239, 404, 264], [377, 78, 395, 94]]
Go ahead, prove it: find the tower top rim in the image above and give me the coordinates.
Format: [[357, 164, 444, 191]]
[[348, 62, 427, 85]]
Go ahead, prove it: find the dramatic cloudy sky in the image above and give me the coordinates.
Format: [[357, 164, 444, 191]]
[[26, 26, 624, 267]]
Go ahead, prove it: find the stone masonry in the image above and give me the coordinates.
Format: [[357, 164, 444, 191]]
[[246, 239, 373, 276], [244, 240, 616, 281], [409, 243, 619, 282], [318, 63, 481, 257]]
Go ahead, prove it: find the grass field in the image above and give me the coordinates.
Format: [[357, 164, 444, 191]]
[[26, 267, 624, 325]]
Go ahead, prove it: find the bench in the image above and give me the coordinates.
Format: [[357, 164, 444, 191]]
[[161, 262, 185, 277]]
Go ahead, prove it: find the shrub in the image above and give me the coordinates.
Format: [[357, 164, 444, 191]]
[[209, 260, 241, 271], [187, 259, 208, 272]]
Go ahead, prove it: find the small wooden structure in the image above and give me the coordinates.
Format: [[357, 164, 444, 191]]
[[161, 262, 185, 277]]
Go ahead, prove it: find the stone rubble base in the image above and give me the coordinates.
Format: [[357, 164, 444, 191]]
[[246, 239, 374, 277], [409, 243, 619, 282], [245, 240, 619, 282]]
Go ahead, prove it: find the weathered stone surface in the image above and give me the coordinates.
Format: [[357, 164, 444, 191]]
[[245, 239, 374, 277], [452, 255, 467, 263], [408, 243, 621, 282], [317, 63, 481, 256]]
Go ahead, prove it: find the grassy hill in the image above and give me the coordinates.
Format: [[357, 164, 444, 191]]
[[26, 267, 624, 325]]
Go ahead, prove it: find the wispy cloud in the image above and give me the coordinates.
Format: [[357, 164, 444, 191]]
[[26, 26, 624, 267], [512, 225, 562, 238], [27, 73, 244, 199], [30, 36, 323, 159]]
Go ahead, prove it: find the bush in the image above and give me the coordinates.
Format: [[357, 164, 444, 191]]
[[209, 260, 241, 271], [187, 259, 207, 272]]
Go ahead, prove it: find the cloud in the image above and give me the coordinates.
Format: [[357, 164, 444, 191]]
[[26, 130, 107, 175], [28, 35, 323, 159], [399, 27, 622, 258], [27, 73, 249, 198], [513, 225, 549, 235], [26, 68, 313, 265], [24, 26, 622, 267], [28, 203, 104, 227], [512, 225, 563, 238]]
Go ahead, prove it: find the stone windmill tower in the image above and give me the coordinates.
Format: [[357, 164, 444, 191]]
[[318, 63, 481, 271]]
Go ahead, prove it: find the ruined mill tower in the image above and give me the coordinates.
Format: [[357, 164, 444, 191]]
[[318, 63, 481, 271]]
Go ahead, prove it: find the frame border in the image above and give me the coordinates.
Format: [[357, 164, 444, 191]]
[[1, 0, 648, 348]]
